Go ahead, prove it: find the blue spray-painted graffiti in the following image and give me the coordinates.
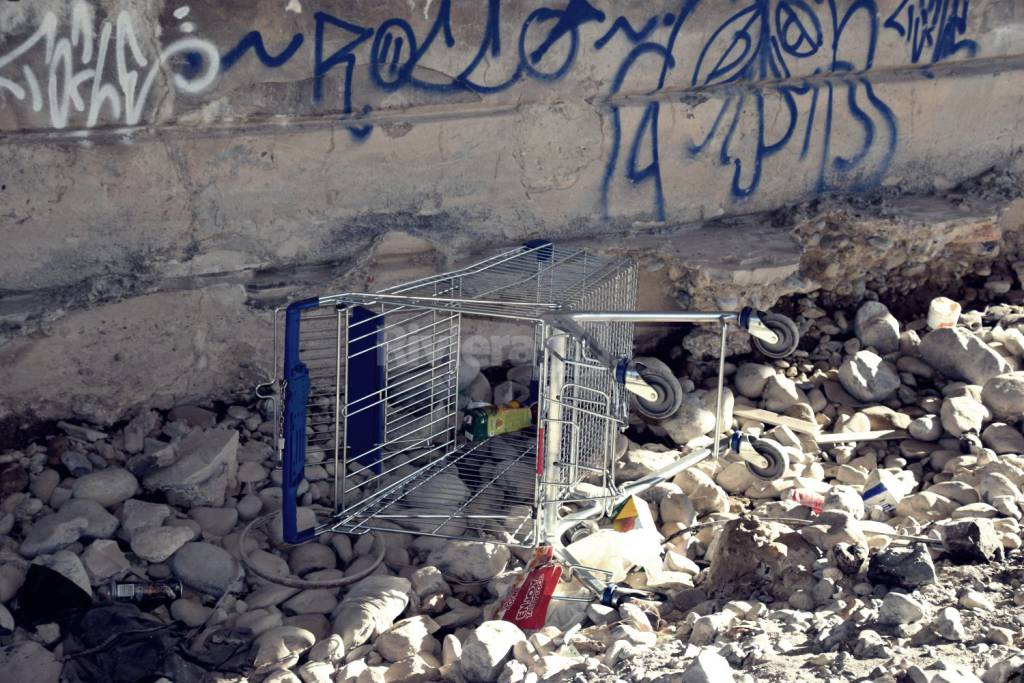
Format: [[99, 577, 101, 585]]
[[884, 0, 978, 63], [220, 0, 607, 139], [215, 0, 977, 220], [685, 0, 898, 202]]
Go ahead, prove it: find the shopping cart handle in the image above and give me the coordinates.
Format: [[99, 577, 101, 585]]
[[281, 299, 319, 544]]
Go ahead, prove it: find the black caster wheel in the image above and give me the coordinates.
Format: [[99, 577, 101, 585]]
[[745, 438, 790, 480], [752, 313, 800, 359], [630, 357, 683, 420]]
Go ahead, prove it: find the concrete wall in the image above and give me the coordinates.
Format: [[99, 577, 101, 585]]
[[2, 0, 1024, 424]]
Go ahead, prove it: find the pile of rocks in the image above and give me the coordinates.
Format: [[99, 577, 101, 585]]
[[1, 293, 1023, 683]]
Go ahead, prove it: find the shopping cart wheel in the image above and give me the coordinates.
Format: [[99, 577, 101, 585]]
[[745, 438, 790, 480], [630, 357, 683, 420], [752, 313, 800, 359]]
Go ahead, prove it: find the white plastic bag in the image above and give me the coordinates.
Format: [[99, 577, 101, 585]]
[[564, 528, 663, 583]]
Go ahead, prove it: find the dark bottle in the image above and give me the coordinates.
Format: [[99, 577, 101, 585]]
[[98, 580, 183, 607]]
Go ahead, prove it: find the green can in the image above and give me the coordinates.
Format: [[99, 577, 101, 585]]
[[464, 404, 533, 441]]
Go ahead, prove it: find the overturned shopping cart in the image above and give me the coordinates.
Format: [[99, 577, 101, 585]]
[[265, 241, 799, 605]]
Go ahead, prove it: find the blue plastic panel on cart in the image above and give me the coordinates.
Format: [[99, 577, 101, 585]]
[[346, 306, 385, 475]]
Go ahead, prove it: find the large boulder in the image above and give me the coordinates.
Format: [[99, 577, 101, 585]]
[[981, 372, 1024, 420], [866, 543, 937, 589], [71, 468, 138, 508], [838, 351, 900, 402], [919, 328, 1009, 385], [700, 517, 806, 600], [940, 395, 990, 437], [941, 518, 1003, 563], [734, 363, 775, 399], [854, 301, 900, 354], [661, 393, 715, 444]]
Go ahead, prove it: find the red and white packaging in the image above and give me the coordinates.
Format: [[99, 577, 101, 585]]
[[789, 488, 824, 515], [500, 547, 562, 630]]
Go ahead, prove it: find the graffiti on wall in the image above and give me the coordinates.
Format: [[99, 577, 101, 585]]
[[0, 1, 980, 218], [0, 3, 219, 129]]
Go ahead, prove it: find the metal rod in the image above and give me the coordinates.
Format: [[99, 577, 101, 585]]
[[714, 317, 728, 458], [562, 311, 741, 324], [333, 309, 343, 515]]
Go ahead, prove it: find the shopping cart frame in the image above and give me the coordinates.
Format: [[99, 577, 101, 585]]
[[260, 242, 799, 603]]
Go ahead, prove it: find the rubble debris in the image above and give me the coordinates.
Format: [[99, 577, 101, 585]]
[[1, 288, 1024, 682]]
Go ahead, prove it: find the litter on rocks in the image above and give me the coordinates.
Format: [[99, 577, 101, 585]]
[[2, 263, 1024, 683]]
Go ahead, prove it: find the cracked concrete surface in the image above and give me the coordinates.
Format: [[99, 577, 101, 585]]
[[2, 1, 1024, 424]]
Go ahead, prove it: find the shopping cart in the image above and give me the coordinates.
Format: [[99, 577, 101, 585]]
[[260, 241, 799, 605]]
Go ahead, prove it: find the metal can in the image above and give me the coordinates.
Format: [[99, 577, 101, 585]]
[[464, 404, 534, 441], [99, 579, 183, 606]]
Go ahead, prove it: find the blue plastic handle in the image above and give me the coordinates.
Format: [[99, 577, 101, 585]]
[[281, 298, 319, 544], [523, 239, 553, 261]]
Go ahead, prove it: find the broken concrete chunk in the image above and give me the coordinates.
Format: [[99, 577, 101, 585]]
[[143, 428, 239, 507]]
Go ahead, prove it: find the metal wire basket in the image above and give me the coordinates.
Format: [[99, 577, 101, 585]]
[[263, 240, 800, 605]]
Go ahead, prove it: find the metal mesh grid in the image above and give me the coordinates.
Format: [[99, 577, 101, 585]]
[[283, 243, 637, 546], [293, 308, 342, 487], [332, 429, 538, 545], [322, 244, 630, 319], [339, 301, 462, 515], [539, 263, 637, 494]]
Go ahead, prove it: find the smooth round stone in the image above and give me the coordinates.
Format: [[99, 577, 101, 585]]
[[900, 440, 938, 461], [248, 549, 291, 582], [236, 494, 263, 521], [289, 543, 337, 577], [235, 607, 284, 637], [951, 502, 999, 519], [238, 462, 268, 484], [171, 542, 242, 597], [148, 563, 172, 579], [29, 469, 61, 504], [171, 598, 213, 628], [283, 614, 330, 643], [71, 468, 138, 508], [283, 588, 339, 615], [308, 634, 346, 664], [227, 406, 251, 420], [165, 518, 202, 539], [190, 506, 239, 537], [130, 525, 196, 563], [908, 415, 943, 442], [253, 625, 316, 675]]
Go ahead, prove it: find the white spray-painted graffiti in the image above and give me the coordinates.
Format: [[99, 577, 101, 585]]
[[0, 2, 219, 129]]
